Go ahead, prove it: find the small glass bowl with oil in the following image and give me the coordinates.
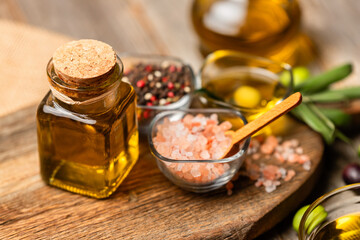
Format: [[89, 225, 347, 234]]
[[299, 183, 360, 240], [198, 50, 293, 135]]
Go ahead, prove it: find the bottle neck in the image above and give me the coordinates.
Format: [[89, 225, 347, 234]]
[[47, 58, 124, 114], [50, 80, 121, 114]]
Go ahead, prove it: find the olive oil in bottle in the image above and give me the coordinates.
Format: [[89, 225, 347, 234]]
[[37, 39, 139, 198], [310, 213, 360, 240], [191, 0, 315, 65]]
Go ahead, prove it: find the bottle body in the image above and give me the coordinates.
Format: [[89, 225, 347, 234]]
[[191, 0, 315, 66], [37, 57, 139, 199]]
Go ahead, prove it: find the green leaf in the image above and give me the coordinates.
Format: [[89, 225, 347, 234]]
[[305, 87, 360, 103], [295, 63, 352, 93], [291, 103, 335, 144], [324, 87, 360, 99], [306, 92, 346, 103], [335, 129, 351, 144], [318, 108, 351, 127]]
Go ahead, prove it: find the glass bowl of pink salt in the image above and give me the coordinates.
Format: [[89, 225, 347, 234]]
[[148, 109, 250, 193]]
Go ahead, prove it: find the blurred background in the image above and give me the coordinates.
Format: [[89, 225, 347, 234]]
[[1, 0, 360, 239]]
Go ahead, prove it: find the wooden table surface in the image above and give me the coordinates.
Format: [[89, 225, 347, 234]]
[[1, 0, 360, 239]]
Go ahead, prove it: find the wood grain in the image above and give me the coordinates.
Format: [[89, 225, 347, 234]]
[[1, 0, 360, 239], [0, 104, 323, 239]]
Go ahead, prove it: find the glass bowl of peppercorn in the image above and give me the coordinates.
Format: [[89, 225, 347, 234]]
[[120, 54, 196, 134]]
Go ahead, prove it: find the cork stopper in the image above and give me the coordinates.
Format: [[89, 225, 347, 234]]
[[53, 39, 116, 85]]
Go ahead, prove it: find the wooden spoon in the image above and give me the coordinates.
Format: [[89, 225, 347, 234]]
[[222, 92, 303, 158]]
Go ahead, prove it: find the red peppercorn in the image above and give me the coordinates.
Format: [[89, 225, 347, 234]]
[[136, 80, 145, 88], [169, 65, 176, 73], [167, 91, 174, 98], [162, 77, 168, 83], [150, 95, 157, 102], [144, 65, 153, 72], [168, 82, 174, 90], [143, 110, 151, 119]]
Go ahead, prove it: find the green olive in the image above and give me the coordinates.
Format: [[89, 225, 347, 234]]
[[281, 66, 310, 87], [292, 204, 327, 234], [233, 86, 261, 108]]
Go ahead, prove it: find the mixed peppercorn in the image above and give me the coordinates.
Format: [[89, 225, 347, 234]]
[[123, 62, 192, 107]]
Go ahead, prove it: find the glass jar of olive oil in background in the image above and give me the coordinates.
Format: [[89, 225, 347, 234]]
[[191, 0, 316, 66], [37, 39, 139, 199], [199, 50, 293, 135]]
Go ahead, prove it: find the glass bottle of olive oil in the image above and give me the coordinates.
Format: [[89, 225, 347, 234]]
[[191, 0, 316, 66], [310, 213, 360, 240], [37, 39, 139, 199]]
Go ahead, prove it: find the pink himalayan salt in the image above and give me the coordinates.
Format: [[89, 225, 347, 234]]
[[153, 113, 233, 183], [260, 135, 278, 155], [224, 135, 312, 195]]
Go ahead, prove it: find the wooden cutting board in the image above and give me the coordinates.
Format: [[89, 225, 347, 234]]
[[0, 20, 324, 239]]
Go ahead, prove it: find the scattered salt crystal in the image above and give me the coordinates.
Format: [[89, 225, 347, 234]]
[[263, 180, 273, 187], [265, 184, 277, 193], [274, 181, 281, 186], [275, 146, 283, 153], [255, 180, 263, 187], [303, 161, 311, 171], [274, 152, 285, 163], [299, 154, 310, 164], [252, 153, 261, 160], [281, 140, 292, 149], [295, 147, 304, 154], [279, 167, 287, 178], [291, 139, 299, 147], [284, 169, 296, 181], [236, 135, 313, 194]]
